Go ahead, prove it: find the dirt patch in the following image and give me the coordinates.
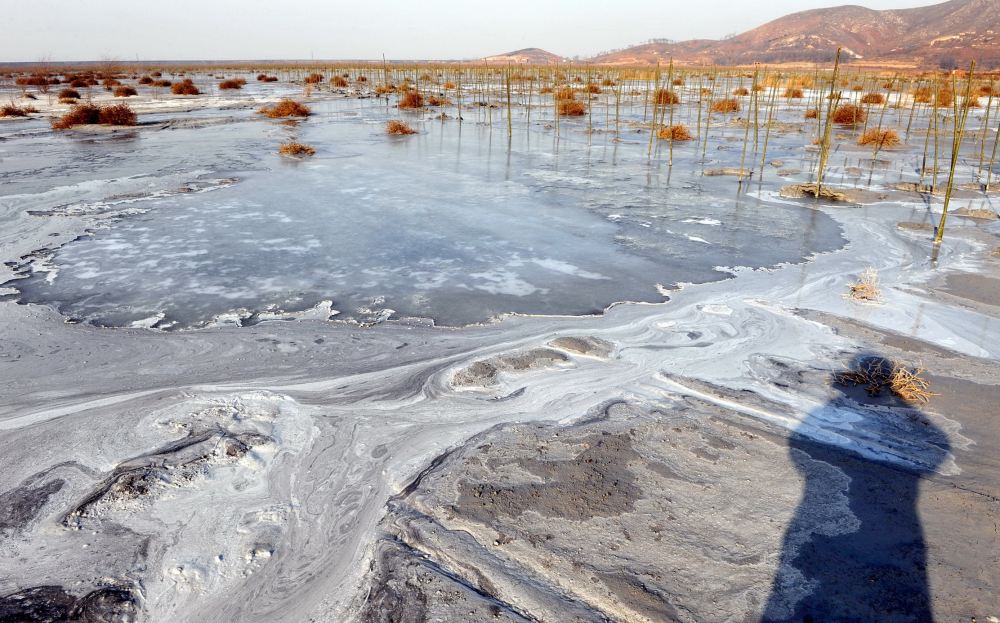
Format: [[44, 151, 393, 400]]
[[456, 433, 641, 522], [452, 348, 570, 388], [780, 183, 886, 204], [548, 336, 614, 358]]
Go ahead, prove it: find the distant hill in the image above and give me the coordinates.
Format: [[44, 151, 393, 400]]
[[590, 0, 1000, 68], [484, 48, 565, 64]]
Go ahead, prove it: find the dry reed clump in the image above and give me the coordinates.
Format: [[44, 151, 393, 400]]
[[102, 78, 121, 89], [783, 87, 804, 98], [657, 124, 693, 141], [138, 75, 153, 85], [257, 74, 279, 82], [15, 75, 50, 86], [51, 102, 136, 129], [835, 357, 935, 404], [711, 98, 740, 113], [218, 79, 246, 90], [442, 81, 457, 89], [69, 78, 89, 88], [671, 77, 683, 86], [356, 75, 367, 82], [98, 103, 137, 125], [539, 86, 554, 94], [805, 108, 819, 119], [733, 87, 750, 96], [152, 79, 172, 88], [426, 95, 451, 106], [278, 142, 316, 157], [846, 267, 881, 302], [832, 103, 867, 124], [601, 78, 615, 87], [965, 96, 981, 108], [374, 84, 396, 95], [258, 99, 311, 118], [171, 79, 200, 95], [113, 86, 137, 97], [304, 73, 324, 84], [913, 86, 933, 103], [330, 76, 349, 88], [653, 88, 680, 105], [585, 83, 602, 94], [858, 128, 900, 149], [398, 90, 424, 109], [860, 92, 885, 104], [58, 88, 80, 100], [557, 99, 587, 116], [555, 86, 576, 101], [386, 120, 416, 135], [1, 103, 37, 117]]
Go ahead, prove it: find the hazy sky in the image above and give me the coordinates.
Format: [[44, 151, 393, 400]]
[[1, 0, 936, 62]]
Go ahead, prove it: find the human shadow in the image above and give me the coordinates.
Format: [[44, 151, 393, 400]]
[[762, 354, 951, 623]]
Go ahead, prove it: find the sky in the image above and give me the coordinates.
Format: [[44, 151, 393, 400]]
[[1, 0, 937, 62]]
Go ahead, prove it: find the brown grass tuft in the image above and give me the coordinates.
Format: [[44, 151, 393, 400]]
[[832, 103, 867, 124], [278, 142, 316, 157], [171, 79, 200, 95], [442, 81, 457, 89], [805, 108, 818, 119], [386, 120, 417, 135], [51, 103, 100, 129], [847, 267, 881, 302], [733, 87, 749, 96], [585, 83, 601, 94], [426, 95, 451, 106], [555, 86, 576, 101], [1, 103, 37, 117], [69, 78, 89, 88], [330, 76, 349, 88], [913, 86, 933, 103], [835, 356, 935, 404], [218, 79, 246, 90], [783, 87, 804, 98], [304, 73, 324, 84], [858, 128, 900, 149], [557, 99, 587, 116], [98, 103, 137, 125], [653, 88, 680, 105], [51, 102, 136, 129], [860, 92, 885, 104], [657, 124, 693, 141], [58, 88, 80, 100], [398, 90, 424, 109], [138, 76, 153, 85], [258, 99, 311, 118], [113, 86, 137, 97], [152, 79, 172, 88], [711, 98, 740, 113]]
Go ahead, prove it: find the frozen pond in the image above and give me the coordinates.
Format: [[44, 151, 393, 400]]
[[3, 94, 846, 328]]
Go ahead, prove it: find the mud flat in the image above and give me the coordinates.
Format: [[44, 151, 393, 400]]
[[1, 85, 999, 622]]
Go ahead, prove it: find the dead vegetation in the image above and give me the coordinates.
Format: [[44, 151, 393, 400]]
[[258, 99, 311, 118], [857, 128, 900, 149], [58, 88, 80, 100], [783, 87, 804, 98], [330, 76, 349, 88], [171, 79, 200, 95], [1, 103, 38, 117], [398, 90, 424, 109], [557, 99, 586, 116], [386, 120, 417, 135], [278, 142, 315, 157], [218, 79, 246, 90], [835, 357, 935, 404], [657, 124, 693, 141], [953, 207, 999, 220], [113, 86, 137, 97], [51, 103, 136, 129], [860, 92, 885, 104], [711, 98, 740, 113], [653, 88, 680, 105], [805, 108, 818, 119], [846, 267, 881, 302], [304, 73, 324, 84], [832, 103, 867, 124], [733, 87, 749, 96]]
